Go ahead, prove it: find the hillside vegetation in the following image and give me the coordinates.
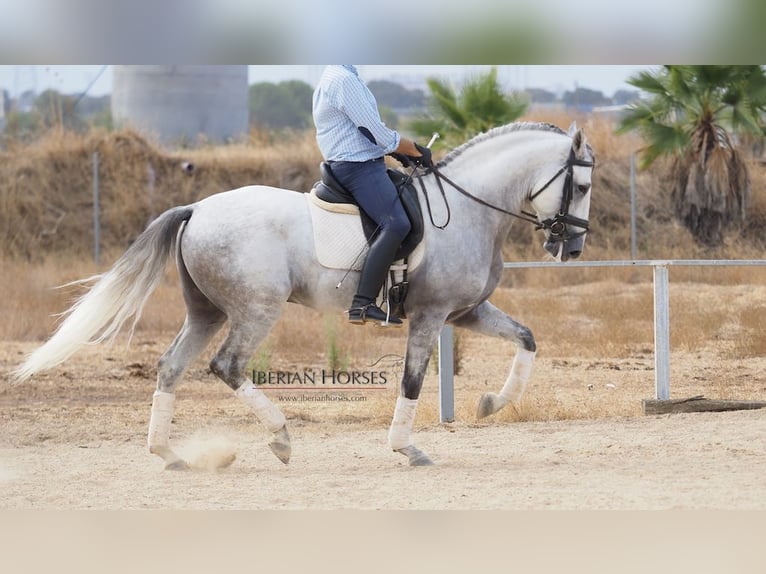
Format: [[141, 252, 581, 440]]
[[1, 113, 765, 262]]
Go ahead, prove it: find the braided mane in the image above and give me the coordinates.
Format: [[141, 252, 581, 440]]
[[438, 122, 567, 167]]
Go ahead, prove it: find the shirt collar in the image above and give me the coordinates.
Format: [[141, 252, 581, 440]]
[[341, 65, 358, 76]]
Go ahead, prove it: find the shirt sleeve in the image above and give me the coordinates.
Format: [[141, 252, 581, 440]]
[[334, 75, 401, 155]]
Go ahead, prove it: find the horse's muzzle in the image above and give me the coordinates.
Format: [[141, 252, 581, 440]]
[[544, 235, 585, 262]]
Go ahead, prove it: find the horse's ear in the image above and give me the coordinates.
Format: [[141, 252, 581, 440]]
[[567, 121, 578, 137], [572, 128, 584, 152]]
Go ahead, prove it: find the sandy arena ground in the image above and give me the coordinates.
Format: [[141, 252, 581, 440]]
[[2, 329, 765, 510]]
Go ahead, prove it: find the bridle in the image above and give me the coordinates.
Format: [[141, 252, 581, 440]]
[[524, 147, 594, 241], [414, 147, 594, 243]]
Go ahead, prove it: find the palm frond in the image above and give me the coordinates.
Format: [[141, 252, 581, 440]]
[[407, 68, 527, 146], [626, 70, 669, 96], [425, 78, 467, 131]]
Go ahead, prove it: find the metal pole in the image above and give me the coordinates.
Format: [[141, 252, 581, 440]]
[[630, 153, 637, 260], [653, 264, 671, 400], [438, 325, 455, 423], [92, 151, 100, 266]]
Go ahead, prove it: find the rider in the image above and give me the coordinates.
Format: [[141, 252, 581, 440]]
[[313, 65, 433, 326]]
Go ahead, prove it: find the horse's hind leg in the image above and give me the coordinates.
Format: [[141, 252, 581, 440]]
[[450, 300, 537, 419], [149, 313, 226, 469], [209, 306, 291, 464], [148, 259, 227, 470]]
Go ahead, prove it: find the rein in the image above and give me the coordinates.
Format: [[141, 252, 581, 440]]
[[414, 148, 594, 242]]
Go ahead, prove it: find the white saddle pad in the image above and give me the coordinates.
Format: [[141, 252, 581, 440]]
[[306, 189, 425, 272]]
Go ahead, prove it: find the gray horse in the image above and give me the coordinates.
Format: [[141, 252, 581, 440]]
[[16, 121, 595, 468]]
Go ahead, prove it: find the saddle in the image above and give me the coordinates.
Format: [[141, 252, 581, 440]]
[[314, 162, 424, 261], [312, 162, 425, 317]]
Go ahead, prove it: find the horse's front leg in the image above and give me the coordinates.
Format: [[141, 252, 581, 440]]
[[451, 300, 537, 419], [389, 312, 448, 466]]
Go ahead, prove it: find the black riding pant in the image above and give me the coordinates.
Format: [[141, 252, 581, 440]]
[[329, 158, 411, 302]]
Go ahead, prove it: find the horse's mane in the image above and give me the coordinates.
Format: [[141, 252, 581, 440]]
[[438, 122, 567, 167]]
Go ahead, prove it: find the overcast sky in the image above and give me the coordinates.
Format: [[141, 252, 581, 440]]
[[0, 65, 655, 99]]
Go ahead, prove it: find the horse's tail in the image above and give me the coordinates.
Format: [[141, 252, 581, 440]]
[[14, 205, 195, 382]]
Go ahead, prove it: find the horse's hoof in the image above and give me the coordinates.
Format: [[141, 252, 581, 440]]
[[396, 445, 434, 467], [164, 459, 189, 471], [268, 426, 291, 464], [477, 392, 504, 419]]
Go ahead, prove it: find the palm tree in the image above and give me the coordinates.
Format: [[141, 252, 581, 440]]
[[617, 65, 766, 247], [408, 67, 528, 149]]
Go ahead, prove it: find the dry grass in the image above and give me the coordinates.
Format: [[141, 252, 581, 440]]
[[2, 116, 765, 261], [6, 257, 766, 426], [0, 128, 322, 259]]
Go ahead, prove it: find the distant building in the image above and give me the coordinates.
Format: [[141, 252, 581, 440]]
[[111, 65, 249, 145]]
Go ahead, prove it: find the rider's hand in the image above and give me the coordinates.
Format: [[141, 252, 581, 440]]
[[389, 152, 412, 167], [412, 143, 433, 168]]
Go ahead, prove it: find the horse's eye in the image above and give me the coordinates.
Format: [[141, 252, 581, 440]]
[[577, 184, 591, 195]]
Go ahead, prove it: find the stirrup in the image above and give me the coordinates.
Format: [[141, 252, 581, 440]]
[[347, 303, 403, 326]]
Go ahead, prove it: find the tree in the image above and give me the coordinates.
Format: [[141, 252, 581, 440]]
[[611, 89, 640, 106], [367, 80, 425, 110], [408, 67, 528, 149], [562, 87, 610, 110], [524, 88, 557, 104], [249, 80, 313, 130], [34, 89, 83, 130], [618, 65, 766, 247]]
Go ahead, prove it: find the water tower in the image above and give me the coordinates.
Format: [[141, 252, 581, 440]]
[[111, 65, 249, 145]]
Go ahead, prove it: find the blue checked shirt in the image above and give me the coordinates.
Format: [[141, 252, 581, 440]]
[[313, 65, 401, 162]]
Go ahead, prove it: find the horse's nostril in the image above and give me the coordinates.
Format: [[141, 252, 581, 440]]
[[569, 250, 582, 259]]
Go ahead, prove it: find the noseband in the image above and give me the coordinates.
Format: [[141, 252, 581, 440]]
[[417, 148, 594, 243], [525, 148, 594, 242]]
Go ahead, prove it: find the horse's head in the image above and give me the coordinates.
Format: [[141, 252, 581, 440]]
[[529, 122, 595, 262]]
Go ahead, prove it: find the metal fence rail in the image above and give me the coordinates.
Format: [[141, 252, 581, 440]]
[[437, 259, 766, 423]]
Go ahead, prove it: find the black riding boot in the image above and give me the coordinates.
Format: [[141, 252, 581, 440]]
[[348, 228, 403, 326]]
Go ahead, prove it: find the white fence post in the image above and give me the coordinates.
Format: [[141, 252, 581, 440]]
[[438, 325, 455, 423], [653, 264, 671, 400]]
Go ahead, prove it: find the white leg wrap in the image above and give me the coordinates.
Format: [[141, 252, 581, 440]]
[[497, 349, 536, 406], [236, 382, 286, 433], [148, 390, 175, 451], [388, 396, 418, 450]]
